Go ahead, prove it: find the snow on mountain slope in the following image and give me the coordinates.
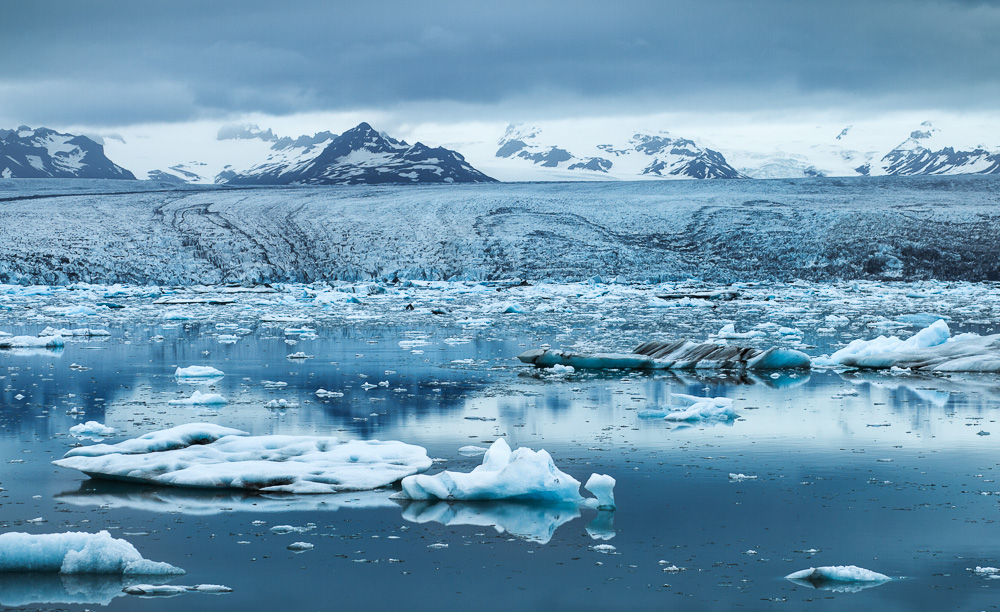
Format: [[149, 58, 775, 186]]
[[0, 127, 134, 179], [859, 122, 1000, 176], [224, 122, 496, 185], [492, 124, 744, 180]]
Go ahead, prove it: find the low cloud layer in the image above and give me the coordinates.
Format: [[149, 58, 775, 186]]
[[3, 0, 999, 128]]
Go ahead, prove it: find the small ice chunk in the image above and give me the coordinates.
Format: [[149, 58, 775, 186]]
[[457, 445, 489, 456], [663, 394, 736, 422], [286, 542, 314, 552], [168, 390, 228, 406], [69, 421, 115, 439], [728, 473, 757, 481], [0, 531, 184, 574], [124, 584, 232, 596], [174, 366, 225, 378], [584, 474, 616, 510], [786, 565, 890, 589]]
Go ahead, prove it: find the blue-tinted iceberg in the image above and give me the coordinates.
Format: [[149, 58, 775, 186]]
[[0, 531, 184, 575], [519, 340, 809, 371], [786, 565, 890, 592], [53, 423, 431, 494]]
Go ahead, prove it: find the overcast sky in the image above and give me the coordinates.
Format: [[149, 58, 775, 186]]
[[3, 0, 999, 130]]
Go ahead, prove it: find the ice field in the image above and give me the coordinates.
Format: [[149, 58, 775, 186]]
[[1, 275, 1000, 610]]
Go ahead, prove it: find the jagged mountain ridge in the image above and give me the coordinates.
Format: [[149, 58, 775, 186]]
[[0, 126, 135, 179], [859, 126, 1000, 176], [225, 122, 496, 185], [495, 124, 745, 179]]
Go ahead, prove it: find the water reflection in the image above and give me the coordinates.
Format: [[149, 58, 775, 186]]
[[0, 573, 172, 607], [56, 481, 398, 515], [398, 500, 591, 545]]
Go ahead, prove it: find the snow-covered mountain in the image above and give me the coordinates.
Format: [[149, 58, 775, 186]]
[[0, 126, 134, 179], [857, 123, 1000, 176], [225, 123, 496, 185], [493, 124, 744, 180]]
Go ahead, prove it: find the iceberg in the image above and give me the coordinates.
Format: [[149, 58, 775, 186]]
[[68, 421, 115, 440], [39, 327, 111, 337], [393, 439, 614, 506], [785, 565, 890, 592], [0, 335, 65, 349], [518, 339, 810, 371], [816, 320, 1000, 371], [174, 366, 225, 378], [53, 423, 432, 494], [168, 390, 228, 405], [123, 584, 232, 596], [639, 394, 737, 422], [0, 531, 184, 575]]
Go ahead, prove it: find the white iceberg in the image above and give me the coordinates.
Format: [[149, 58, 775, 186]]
[[68, 421, 115, 439], [815, 320, 1000, 371], [39, 327, 111, 337], [53, 423, 432, 494], [174, 366, 225, 378], [786, 565, 890, 592], [717, 324, 765, 340], [0, 335, 65, 349], [393, 438, 614, 506], [0, 531, 184, 575], [519, 340, 809, 371], [168, 390, 228, 405]]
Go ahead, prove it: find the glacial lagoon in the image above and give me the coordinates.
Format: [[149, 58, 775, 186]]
[[1, 280, 999, 610]]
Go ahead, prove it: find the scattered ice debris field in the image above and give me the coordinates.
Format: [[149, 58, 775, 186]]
[[2, 277, 1000, 610]]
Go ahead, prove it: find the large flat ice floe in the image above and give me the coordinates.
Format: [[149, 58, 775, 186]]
[[393, 438, 615, 509], [785, 565, 890, 593], [519, 340, 810, 371], [53, 423, 432, 494], [0, 531, 184, 575], [815, 320, 1000, 372]]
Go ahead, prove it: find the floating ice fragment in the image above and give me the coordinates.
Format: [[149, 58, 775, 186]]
[[814, 320, 1000, 371], [393, 439, 614, 506], [39, 327, 111, 337], [315, 389, 344, 398], [717, 324, 765, 340], [123, 584, 232, 596], [174, 366, 225, 378], [69, 421, 115, 439], [584, 474, 616, 510], [728, 473, 757, 481], [0, 531, 184, 575], [457, 445, 489, 456], [286, 352, 313, 359], [54, 423, 431, 494], [0, 335, 65, 349], [168, 390, 228, 406], [663, 394, 736, 422], [286, 542, 314, 552], [264, 399, 297, 409], [786, 565, 890, 592]]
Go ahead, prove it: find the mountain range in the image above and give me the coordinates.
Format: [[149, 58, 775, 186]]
[[3, 120, 998, 184]]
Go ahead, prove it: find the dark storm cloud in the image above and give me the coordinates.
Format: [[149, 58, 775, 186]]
[[2, 0, 999, 125]]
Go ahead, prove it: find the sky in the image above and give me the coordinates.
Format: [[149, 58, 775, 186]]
[[3, 0, 1000, 135]]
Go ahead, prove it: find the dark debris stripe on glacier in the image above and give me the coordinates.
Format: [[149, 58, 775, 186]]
[[1, 176, 999, 285]]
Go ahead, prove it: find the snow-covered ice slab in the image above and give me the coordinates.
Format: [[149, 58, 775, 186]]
[[53, 423, 432, 494], [168, 390, 228, 405], [393, 439, 615, 507], [816, 320, 1000, 372], [399, 500, 581, 544], [0, 335, 65, 349], [519, 340, 810, 371], [0, 531, 184, 575], [174, 366, 225, 378], [39, 327, 111, 337], [123, 583, 232, 597], [68, 421, 115, 440], [785, 565, 890, 592]]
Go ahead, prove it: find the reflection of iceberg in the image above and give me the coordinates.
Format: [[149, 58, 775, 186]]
[[586, 510, 616, 541], [399, 500, 581, 544], [519, 340, 810, 371], [0, 573, 172, 607], [816, 321, 1000, 372], [786, 565, 890, 593], [56, 480, 398, 515], [841, 371, 1000, 407], [54, 423, 432, 494]]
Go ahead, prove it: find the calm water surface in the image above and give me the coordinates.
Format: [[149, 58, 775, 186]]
[[1, 304, 999, 610]]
